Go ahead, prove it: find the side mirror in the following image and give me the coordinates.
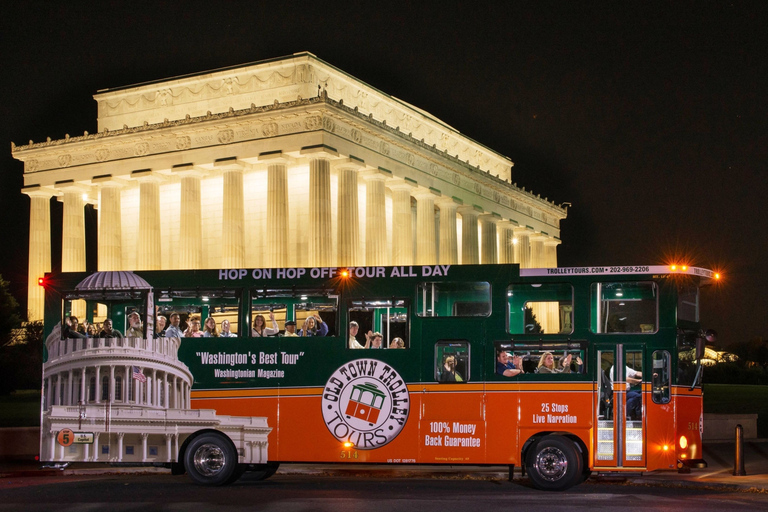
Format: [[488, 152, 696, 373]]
[[695, 336, 706, 360]]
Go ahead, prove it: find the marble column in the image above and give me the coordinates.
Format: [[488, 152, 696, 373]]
[[309, 157, 332, 267], [544, 238, 560, 268], [80, 368, 87, 404], [513, 227, 532, 268], [335, 159, 364, 266], [59, 185, 87, 273], [263, 155, 291, 268], [390, 182, 414, 266], [109, 366, 115, 403], [133, 170, 162, 270], [94, 366, 101, 404], [414, 189, 438, 265], [218, 160, 246, 268], [67, 369, 73, 406], [362, 172, 388, 266], [530, 233, 546, 268], [23, 186, 54, 321], [54, 374, 62, 406], [94, 177, 125, 271], [173, 164, 204, 269], [498, 222, 516, 264], [458, 206, 480, 265], [479, 214, 499, 264], [437, 198, 459, 265]]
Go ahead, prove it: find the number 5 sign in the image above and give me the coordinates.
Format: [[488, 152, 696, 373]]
[[57, 428, 74, 447]]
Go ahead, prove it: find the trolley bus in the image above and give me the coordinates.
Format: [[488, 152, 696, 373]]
[[39, 263, 718, 490]]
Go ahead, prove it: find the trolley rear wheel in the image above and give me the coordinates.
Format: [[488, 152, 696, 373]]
[[525, 435, 583, 491]]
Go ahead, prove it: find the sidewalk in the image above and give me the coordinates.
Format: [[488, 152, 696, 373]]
[[2, 440, 767, 492]]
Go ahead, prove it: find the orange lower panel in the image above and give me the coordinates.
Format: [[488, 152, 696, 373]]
[[193, 386, 601, 466]]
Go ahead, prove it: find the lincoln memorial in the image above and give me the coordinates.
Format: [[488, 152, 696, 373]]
[[13, 52, 566, 322]]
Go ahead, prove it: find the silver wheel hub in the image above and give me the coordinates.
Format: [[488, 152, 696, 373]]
[[193, 443, 226, 476], [534, 446, 568, 482]]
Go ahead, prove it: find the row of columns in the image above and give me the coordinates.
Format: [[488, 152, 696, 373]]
[[48, 430, 180, 463], [24, 155, 559, 321], [44, 365, 190, 410]]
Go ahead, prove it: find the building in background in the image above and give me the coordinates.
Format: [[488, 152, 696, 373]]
[[13, 52, 566, 327]]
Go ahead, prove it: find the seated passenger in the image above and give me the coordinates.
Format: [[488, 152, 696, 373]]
[[299, 315, 328, 337], [63, 316, 86, 339], [496, 351, 524, 377], [220, 319, 236, 337], [164, 313, 184, 339], [610, 365, 643, 420], [184, 316, 203, 338], [439, 355, 464, 382], [389, 337, 405, 349], [98, 318, 123, 339], [125, 312, 143, 339], [536, 352, 572, 374], [154, 315, 167, 338], [252, 311, 279, 337], [203, 317, 219, 337], [85, 323, 97, 338], [348, 321, 364, 349], [365, 331, 383, 349], [282, 320, 299, 337]]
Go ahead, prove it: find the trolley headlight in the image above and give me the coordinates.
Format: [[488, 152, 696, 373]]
[[679, 435, 688, 450]]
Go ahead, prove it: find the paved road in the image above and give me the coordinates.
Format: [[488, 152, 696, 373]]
[[1, 473, 767, 511]]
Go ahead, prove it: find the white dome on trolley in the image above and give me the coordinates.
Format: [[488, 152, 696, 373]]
[[75, 271, 152, 291]]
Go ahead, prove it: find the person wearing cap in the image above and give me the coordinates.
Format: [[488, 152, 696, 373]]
[[282, 320, 299, 337]]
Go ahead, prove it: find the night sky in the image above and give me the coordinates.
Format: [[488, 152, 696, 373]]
[[1, 1, 766, 347]]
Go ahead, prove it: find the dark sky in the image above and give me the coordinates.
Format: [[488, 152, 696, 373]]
[[1, 1, 766, 346]]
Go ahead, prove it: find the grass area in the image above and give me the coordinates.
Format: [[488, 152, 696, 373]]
[[703, 383, 768, 438], [0, 385, 765, 434], [0, 389, 41, 428]]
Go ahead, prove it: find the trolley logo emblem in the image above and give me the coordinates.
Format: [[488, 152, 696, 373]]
[[321, 359, 410, 449]]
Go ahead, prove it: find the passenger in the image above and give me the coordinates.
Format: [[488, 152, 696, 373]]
[[184, 316, 203, 338], [86, 323, 97, 338], [610, 365, 643, 420], [252, 311, 279, 337], [299, 315, 329, 337], [125, 312, 143, 338], [536, 352, 573, 374], [282, 320, 299, 337], [164, 313, 184, 339], [389, 337, 405, 349], [439, 355, 464, 382], [154, 315, 167, 338], [220, 319, 237, 337], [365, 331, 383, 349], [496, 350, 524, 377], [98, 318, 123, 339], [203, 317, 219, 337], [348, 321, 364, 349], [63, 316, 85, 339]]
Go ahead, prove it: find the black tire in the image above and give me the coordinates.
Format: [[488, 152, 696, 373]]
[[250, 462, 280, 481], [184, 433, 238, 486], [525, 435, 583, 491]]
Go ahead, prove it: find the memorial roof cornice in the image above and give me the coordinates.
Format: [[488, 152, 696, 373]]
[[13, 94, 566, 218]]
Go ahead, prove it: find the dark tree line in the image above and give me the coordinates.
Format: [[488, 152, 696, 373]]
[[0, 275, 42, 393]]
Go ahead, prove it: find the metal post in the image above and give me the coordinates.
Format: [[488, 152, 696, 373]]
[[508, 464, 515, 481], [733, 424, 746, 476]]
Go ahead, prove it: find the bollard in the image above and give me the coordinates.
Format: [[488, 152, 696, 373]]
[[733, 424, 746, 476]]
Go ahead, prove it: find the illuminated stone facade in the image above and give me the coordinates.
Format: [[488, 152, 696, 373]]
[[13, 52, 566, 321]]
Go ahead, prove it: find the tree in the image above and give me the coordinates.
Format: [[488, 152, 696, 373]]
[[0, 321, 43, 394], [0, 274, 22, 347]]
